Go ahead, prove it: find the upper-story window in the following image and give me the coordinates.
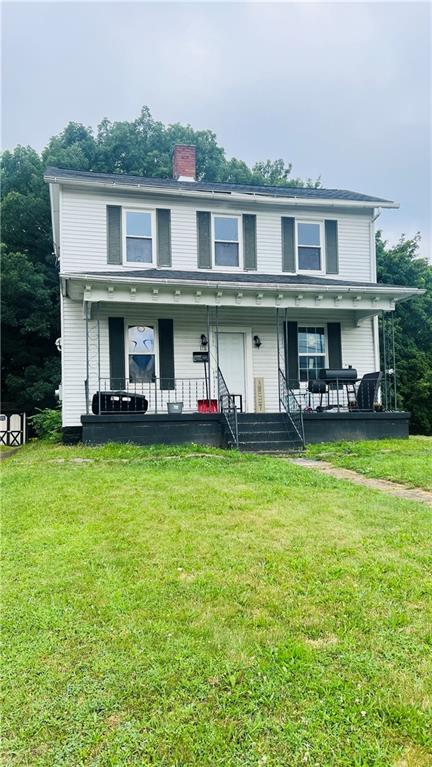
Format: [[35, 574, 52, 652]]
[[297, 221, 323, 272], [213, 215, 241, 268], [125, 211, 153, 264]]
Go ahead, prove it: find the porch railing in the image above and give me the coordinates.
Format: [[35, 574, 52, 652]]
[[283, 373, 387, 414], [91, 377, 209, 415], [278, 369, 305, 446], [217, 367, 239, 448]]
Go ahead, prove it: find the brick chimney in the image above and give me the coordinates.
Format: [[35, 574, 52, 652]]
[[172, 144, 196, 181]]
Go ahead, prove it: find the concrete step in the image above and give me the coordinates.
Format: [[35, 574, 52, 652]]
[[237, 429, 297, 440], [237, 421, 289, 431], [225, 412, 303, 452], [238, 439, 303, 452], [237, 413, 286, 423]]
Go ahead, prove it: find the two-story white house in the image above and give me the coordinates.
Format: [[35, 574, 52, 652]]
[[45, 145, 421, 450]]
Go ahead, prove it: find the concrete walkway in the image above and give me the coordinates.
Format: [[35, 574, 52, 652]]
[[288, 458, 432, 506]]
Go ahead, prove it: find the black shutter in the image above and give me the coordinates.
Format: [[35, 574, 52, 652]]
[[281, 217, 295, 272], [325, 220, 339, 274], [197, 211, 212, 269], [157, 209, 172, 267], [158, 319, 175, 390], [243, 214, 257, 270], [107, 206, 122, 265], [285, 321, 299, 388], [327, 322, 342, 368], [108, 317, 125, 388]]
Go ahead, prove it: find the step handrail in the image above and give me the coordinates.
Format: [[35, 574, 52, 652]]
[[278, 368, 305, 446], [217, 366, 239, 448]]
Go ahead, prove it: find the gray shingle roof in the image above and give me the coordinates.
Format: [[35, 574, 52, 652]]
[[45, 166, 394, 205], [66, 268, 403, 289]]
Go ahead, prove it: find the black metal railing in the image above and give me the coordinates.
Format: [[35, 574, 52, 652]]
[[283, 372, 387, 414], [217, 367, 239, 448], [91, 377, 209, 415], [278, 369, 305, 446]]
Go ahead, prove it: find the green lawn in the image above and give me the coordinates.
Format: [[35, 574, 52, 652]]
[[2, 442, 432, 767], [306, 436, 432, 491]]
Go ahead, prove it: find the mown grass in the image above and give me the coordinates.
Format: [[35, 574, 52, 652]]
[[2, 442, 432, 766], [306, 436, 432, 491]]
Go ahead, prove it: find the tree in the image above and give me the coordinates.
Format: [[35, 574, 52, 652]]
[[1, 146, 60, 413], [1, 106, 319, 415], [376, 231, 432, 435], [1, 248, 60, 412], [251, 159, 321, 188]]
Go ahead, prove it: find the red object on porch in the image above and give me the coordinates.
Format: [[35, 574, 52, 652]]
[[197, 399, 218, 413]]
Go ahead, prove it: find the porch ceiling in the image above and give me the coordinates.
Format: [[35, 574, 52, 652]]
[[61, 271, 422, 316]]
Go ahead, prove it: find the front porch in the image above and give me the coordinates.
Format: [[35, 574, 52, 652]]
[[61, 271, 412, 450]]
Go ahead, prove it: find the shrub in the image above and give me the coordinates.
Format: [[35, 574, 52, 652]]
[[30, 408, 62, 442]]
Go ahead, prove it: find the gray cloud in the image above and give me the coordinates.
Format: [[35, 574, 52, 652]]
[[2, 1, 430, 258]]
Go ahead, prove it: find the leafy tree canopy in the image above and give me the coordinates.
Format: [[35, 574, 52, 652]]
[[376, 231, 432, 434], [41, 107, 319, 187]]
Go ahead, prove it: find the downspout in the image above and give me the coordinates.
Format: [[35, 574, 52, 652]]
[[371, 207, 382, 374], [207, 305, 211, 407], [85, 301, 90, 414]]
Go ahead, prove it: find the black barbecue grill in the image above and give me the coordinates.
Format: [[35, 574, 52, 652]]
[[306, 369, 382, 412], [318, 367, 358, 383]]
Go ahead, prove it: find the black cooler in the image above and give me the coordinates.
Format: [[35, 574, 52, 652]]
[[92, 391, 149, 415]]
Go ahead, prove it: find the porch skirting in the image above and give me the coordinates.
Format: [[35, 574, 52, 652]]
[[302, 411, 410, 443], [77, 411, 410, 448], [81, 413, 224, 448]]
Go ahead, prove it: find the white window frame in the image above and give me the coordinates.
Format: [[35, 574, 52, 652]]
[[296, 219, 325, 275], [212, 213, 242, 271], [125, 321, 159, 385], [123, 208, 156, 267], [297, 325, 328, 384]]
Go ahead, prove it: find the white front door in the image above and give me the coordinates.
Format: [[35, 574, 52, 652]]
[[218, 332, 246, 409]]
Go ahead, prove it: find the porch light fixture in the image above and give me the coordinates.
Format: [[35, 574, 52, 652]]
[[253, 335, 262, 349], [200, 334, 208, 348]]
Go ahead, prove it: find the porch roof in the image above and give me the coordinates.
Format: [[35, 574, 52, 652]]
[[67, 268, 421, 292], [62, 269, 422, 315]]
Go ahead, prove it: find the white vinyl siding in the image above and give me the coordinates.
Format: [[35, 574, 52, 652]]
[[337, 215, 372, 281], [61, 299, 376, 426], [60, 188, 374, 281]]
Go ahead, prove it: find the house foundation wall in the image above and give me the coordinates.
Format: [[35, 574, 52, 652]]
[[77, 411, 410, 448]]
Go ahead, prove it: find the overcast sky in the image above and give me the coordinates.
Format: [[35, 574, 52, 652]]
[[2, 1, 431, 259]]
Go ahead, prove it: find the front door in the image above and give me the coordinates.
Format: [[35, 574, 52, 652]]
[[218, 332, 246, 410]]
